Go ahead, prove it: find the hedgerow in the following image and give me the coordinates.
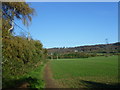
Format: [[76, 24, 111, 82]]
[[2, 36, 47, 88]]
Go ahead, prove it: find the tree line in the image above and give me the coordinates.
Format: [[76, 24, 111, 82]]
[[48, 52, 97, 59]]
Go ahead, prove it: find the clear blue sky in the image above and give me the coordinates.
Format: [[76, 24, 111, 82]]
[[15, 2, 118, 48]]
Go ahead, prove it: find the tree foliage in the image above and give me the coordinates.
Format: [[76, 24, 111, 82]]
[[47, 52, 97, 59], [2, 2, 35, 37], [2, 36, 47, 88], [2, 2, 48, 88], [2, 2, 35, 26]]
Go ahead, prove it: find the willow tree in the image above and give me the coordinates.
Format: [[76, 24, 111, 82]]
[[2, 2, 35, 37]]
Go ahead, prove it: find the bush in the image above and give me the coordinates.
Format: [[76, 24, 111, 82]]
[[2, 36, 47, 88]]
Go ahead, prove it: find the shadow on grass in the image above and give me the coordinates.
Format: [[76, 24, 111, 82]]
[[2, 77, 44, 89], [80, 80, 119, 89]]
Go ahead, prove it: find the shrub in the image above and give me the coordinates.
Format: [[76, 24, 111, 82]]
[[2, 36, 47, 88]]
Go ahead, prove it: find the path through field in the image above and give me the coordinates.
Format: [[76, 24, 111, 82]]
[[44, 62, 59, 88]]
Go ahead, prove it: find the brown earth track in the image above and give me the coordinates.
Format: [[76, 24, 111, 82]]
[[44, 62, 60, 88], [19, 62, 60, 88], [18, 82, 29, 88]]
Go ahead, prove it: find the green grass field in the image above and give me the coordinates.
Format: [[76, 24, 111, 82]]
[[50, 56, 118, 88]]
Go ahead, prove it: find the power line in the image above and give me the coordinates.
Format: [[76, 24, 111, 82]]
[[2, 10, 28, 33], [2, 10, 32, 41]]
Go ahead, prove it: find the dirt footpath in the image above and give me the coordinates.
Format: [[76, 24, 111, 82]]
[[44, 62, 59, 88]]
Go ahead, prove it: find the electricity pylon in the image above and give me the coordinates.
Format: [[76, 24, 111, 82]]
[[105, 38, 109, 57]]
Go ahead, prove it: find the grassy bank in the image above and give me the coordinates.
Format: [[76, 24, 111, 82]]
[[3, 62, 46, 89], [25, 62, 46, 88]]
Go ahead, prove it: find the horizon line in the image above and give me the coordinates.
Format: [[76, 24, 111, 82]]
[[46, 41, 119, 49]]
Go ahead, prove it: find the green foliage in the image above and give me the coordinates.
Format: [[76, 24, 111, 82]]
[[26, 63, 46, 88], [2, 62, 46, 88], [2, 2, 35, 27], [48, 52, 97, 59], [2, 2, 35, 38], [2, 36, 47, 88], [2, 2, 47, 88]]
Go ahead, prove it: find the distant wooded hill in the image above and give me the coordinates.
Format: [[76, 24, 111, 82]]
[[47, 42, 120, 55]]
